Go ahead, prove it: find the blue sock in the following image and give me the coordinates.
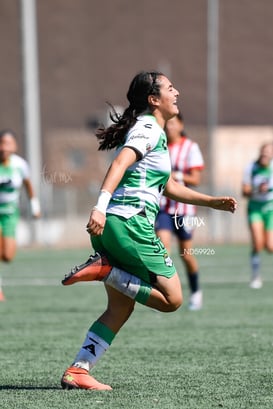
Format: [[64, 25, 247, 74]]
[[187, 271, 199, 293], [251, 252, 260, 278]]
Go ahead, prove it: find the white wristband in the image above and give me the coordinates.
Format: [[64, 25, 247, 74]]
[[30, 197, 41, 216], [93, 190, 112, 215]]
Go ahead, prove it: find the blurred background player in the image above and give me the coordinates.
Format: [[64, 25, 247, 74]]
[[242, 142, 273, 289], [0, 129, 41, 301], [155, 113, 204, 310]]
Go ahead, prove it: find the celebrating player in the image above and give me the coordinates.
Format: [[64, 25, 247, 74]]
[[61, 70, 237, 390]]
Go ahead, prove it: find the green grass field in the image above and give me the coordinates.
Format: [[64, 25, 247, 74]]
[[0, 244, 272, 409]]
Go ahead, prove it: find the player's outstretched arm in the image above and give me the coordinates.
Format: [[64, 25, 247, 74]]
[[164, 176, 237, 213]]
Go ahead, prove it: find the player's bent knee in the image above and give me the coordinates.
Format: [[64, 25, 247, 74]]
[[166, 295, 183, 312], [164, 303, 182, 313]]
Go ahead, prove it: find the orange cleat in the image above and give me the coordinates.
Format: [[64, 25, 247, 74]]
[[61, 366, 112, 390], [0, 289, 5, 302], [61, 252, 112, 286]]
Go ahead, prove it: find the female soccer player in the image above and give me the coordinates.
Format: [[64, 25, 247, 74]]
[[155, 113, 205, 310], [242, 142, 273, 288], [61, 71, 237, 390], [0, 129, 40, 301]]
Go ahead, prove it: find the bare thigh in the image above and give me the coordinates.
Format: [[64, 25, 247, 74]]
[[145, 272, 183, 312]]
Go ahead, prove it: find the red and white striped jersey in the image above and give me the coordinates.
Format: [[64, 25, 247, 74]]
[[160, 137, 204, 216]]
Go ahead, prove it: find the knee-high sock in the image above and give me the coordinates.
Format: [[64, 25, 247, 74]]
[[187, 271, 200, 294], [251, 252, 261, 279], [73, 321, 115, 371]]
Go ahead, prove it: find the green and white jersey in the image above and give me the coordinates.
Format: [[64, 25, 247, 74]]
[[0, 154, 30, 214], [243, 159, 273, 202], [107, 114, 171, 224]]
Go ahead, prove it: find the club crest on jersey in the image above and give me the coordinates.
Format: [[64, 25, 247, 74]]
[[146, 143, 152, 151], [164, 253, 173, 267]]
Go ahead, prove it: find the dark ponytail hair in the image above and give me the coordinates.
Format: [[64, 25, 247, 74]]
[[96, 70, 163, 151]]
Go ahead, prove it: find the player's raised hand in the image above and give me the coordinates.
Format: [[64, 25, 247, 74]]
[[86, 208, 106, 236]]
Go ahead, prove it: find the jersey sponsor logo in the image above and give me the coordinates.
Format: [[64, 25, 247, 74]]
[[127, 133, 149, 142], [0, 177, 12, 187], [144, 123, 152, 129]]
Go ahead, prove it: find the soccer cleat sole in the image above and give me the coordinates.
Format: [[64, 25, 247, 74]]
[[61, 252, 111, 286]]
